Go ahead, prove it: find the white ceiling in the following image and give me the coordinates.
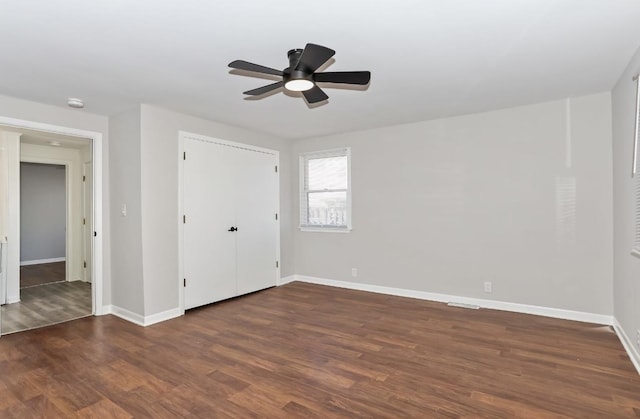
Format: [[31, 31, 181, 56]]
[[17, 128, 91, 151], [1, 0, 640, 140]]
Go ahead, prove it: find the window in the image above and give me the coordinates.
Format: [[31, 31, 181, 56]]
[[300, 148, 351, 231], [634, 76, 640, 256]]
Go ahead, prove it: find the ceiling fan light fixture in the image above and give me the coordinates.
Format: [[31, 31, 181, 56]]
[[284, 79, 314, 92], [229, 43, 370, 104]]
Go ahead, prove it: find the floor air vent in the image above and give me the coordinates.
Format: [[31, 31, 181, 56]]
[[447, 302, 480, 310]]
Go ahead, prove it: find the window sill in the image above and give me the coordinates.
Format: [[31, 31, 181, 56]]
[[300, 227, 351, 233], [631, 249, 640, 259]]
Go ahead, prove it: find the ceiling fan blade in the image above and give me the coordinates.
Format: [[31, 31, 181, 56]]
[[228, 60, 283, 76], [295, 43, 336, 73], [314, 71, 371, 85], [302, 86, 329, 104], [243, 81, 284, 96]]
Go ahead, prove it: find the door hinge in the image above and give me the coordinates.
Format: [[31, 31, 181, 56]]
[[183, 151, 186, 160], [183, 278, 186, 287], [83, 218, 86, 225], [94, 231, 97, 237], [275, 213, 278, 220], [183, 215, 186, 224], [275, 165, 278, 173], [276, 261, 279, 268], [84, 261, 87, 268], [82, 175, 86, 182]]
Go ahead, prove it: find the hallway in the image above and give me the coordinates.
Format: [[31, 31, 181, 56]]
[[1, 281, 91, 334]]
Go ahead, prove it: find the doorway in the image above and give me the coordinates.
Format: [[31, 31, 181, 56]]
[[0, 123, 102, 335], [20, 162, 67, 289]]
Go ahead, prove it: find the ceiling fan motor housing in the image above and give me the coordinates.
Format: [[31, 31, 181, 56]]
[[285, 48, 311, 82], [287, 49, 304, 67]]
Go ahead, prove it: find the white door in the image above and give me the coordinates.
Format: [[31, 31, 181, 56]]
[[183, 138, 238, 309], [236, 149, 278, 295], [0, 141, 6, 307], [82, 161, 92, 283], [182, 136, 278, 310]]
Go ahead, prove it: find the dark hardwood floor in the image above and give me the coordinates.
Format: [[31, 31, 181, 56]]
[[20, 262, 65, 288], [0, 281, 638, 417]]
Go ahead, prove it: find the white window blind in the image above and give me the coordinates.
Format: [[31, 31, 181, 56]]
[[634, 76, 640, 252], [300, 148, 351, 231]]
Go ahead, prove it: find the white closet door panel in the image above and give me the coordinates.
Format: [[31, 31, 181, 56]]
[[183, 139, 238, 309], [236, 150, 278, 295]]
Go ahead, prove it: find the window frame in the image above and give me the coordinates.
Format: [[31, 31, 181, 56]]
[[632, 76, 640, 258], [299, 147, 352, 232]]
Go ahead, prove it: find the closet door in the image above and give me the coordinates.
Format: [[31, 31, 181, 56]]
[[183, 138, 238, 309], [235, 149, 278, 295]]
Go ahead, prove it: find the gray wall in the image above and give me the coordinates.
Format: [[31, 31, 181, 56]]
[[291, 93, 613, 315], [20, 163, 66, 262], [612, 46, 640, 363], [109, 107, 144, 315]]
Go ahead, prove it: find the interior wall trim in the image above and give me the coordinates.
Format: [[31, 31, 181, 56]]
[[104, 305, 181, 327], [278, 275, 296, 286], [144, 307, 182, 326], [104, 305, 145, 326], [0, 116, 104, 316], [20, 257, 66, 266], [614, 317, 640, 375], [285, 274, 614, 325]]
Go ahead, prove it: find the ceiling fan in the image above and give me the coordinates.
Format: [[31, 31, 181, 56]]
[[228, 43, 371, 104]]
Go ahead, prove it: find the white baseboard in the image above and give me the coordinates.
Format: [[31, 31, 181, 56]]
[[144, 307, 182, 326], [278, 275, 296, 286], [289, 275, 613, 326], [104, 305, 145, 326], [613, 318, 640, 375], [20, 257, 65, 266], [6, 295, 20, 304], [103, 305, 181, 327]]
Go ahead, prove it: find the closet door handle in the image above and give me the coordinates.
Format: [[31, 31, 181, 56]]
[[228, 226, 238, 232]]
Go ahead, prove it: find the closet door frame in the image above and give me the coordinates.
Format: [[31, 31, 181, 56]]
[[177, 131, 280, 315]]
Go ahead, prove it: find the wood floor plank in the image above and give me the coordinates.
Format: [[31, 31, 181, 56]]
[[20, 262, 65, 289], [0, 281, 639, 417], [1, 281, 92, 334], [74, 398, 133, 419]]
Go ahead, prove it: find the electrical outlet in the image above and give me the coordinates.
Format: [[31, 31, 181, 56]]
[[484, 281, 492, 293], [636, 329, 640, 350], [121, 204, 127, 217], [351, 268, 358, 277]]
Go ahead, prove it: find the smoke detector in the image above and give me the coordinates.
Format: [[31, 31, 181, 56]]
[[67, 98, 84, 108]]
